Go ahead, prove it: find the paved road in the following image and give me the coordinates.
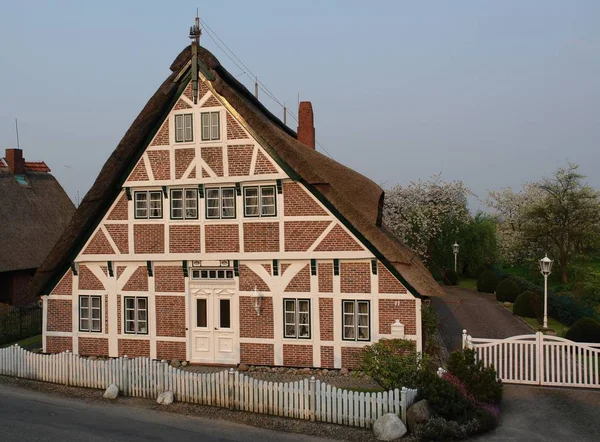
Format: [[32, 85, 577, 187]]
[[432, 286, 532, 352], [0, 384, 332, 442], [474, 384, 600, 442]]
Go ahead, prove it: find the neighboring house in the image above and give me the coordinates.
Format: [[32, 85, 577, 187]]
[[0, 148, 75, 306], [31, 38, 443, 368]]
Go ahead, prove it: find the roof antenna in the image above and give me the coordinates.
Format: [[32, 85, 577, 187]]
[[15, 118, 20, 148], [189, 10, 202, 104]]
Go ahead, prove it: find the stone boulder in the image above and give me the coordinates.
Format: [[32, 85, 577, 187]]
[[406, 399, 431, 433], [373, 413, 407, 441], [237, 363, 249, 372], [157, 391, 174, 405], [103, 384, 119, 400], [170, 359, 180, 368]]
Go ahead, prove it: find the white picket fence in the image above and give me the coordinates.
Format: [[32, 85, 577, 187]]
[[0, 345, 417, 427], [463, 330, 600, 388]]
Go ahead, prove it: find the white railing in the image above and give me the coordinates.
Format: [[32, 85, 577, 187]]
[[0, 345, 417, 427], [463, 330, 600, 388]]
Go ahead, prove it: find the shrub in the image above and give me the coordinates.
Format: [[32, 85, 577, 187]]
[[414, 416, 472, 440], [415, 370, 476, 423], [446, 349, 503, 404], [444, 269, 459, 286], [495, 278, 521, 303], [549, 292, 599, 326], [358, 339, 428, 390], [565, 317, 600, 343], [477, 270, 499, 294], [513, 291, 543, 319], [422, 303, 440, 356]]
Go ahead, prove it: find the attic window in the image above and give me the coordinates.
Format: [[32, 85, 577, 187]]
[[14, 174, 28, 186], [201, 112, 220, 141], [175, 114, 193, 143]]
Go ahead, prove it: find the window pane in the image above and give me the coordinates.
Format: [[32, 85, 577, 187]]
[[211, 112, 220, 140], [125, 297, 135, 310], [80, 318, 89, 331], [298, 300, 309, 313], [197, 299, 207, 328], [92, 319, 101, 332], [343, 301, 354, 314], [344, 326, 355, 340], [285, 300, 295, 313], [344, 314, 355, 326], [135, 193, 148, 218], [171, 189, 183, 200], [126, 321, 135, 333], [149, 192, 162, 218], [184, 114, 193, 142], [244, 188, 259, 216], [91, 297, 101, 308], [226, 270, 234, 279], [206, 188, 220, 219], [137, 298, 147, 312], [220, 299, 231, 328], [175, 115, 184, 142], [358, 302, 369, 314], [80, 296, 89, 309], [222, 188, 235, 218], [285, 324, 296, 337], [261, 187, 276, 216], [201, 113, 210, 140], [358, 327, 369, 340]]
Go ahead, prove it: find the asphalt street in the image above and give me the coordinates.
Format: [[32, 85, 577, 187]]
[[0, 384, 333, 442]]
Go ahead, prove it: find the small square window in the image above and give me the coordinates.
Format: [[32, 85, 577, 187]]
[[244, 185, 277, 217], [79, 295, 102, 333]]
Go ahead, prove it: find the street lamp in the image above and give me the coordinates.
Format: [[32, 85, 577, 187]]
[[539, 254, 553, 329], [453, 242, 459, 273]]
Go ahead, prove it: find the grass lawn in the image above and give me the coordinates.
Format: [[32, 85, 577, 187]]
[[1, 334, 42, 349], [459, 278, 478, 290], [503, 305, 569, 337]]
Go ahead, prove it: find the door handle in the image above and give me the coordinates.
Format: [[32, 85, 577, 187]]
[[214, 327, 218, 330]]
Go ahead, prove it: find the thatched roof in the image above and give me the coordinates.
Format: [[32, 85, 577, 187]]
[[0, 163, 75, 273], [30, 45, 443, 298]]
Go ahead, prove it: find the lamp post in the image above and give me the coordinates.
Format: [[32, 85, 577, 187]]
[[539, 254, 553, 330], [453, 242, 459, 273]]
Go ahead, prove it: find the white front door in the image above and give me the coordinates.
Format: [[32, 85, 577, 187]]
[[190, 288, 238, 364]]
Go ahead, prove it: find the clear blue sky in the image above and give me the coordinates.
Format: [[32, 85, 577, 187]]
[[1, 1, 598, 210]]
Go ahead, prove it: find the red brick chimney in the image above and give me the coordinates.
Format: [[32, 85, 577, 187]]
[[297, 101, 315, 149], [5, 148, 25, 175]]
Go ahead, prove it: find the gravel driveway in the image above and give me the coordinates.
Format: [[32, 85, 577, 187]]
[[432, 286, 532, 352]]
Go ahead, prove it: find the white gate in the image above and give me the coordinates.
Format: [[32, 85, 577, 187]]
[[462, 330, 600, 388]]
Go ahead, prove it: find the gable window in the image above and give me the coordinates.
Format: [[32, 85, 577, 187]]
[[171, 188, 198, 219], [284, 299, 311, 339], [206, 187, 236, 219], [79, 295, 102, 333], [134, 191, 162, 219], [342, 300, 370, 341], [175, 114, 193, 143], [124, 296, 148, 335], [201, 111, 220, 141], [244, 185, 276, 217]]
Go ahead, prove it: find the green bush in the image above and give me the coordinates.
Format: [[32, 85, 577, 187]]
[[549, 292, 599, 326], [415, 370, 476, 423], [447, 349, 503, 404], [444, 269, 459, 286], [414, 416, 475, 440], [495, 278, 521, 303], [513, 291, 542, 319], [565, 317, 600, 343], [477, 270, 499, 294], [358, 339, 428, 390]]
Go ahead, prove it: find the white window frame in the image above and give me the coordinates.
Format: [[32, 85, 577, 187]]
[[283, 298, 311, 339], [170, 188, 198, 220], [244, 185, 277, 218], [134, 190, 162, 219], [342, 300, 370, 342], [79, 295, 102, 333], [201, 111, 220, 141], [175, 113, 193, 143], [205, 187, 236, 219], [124, 296, 149, 335]]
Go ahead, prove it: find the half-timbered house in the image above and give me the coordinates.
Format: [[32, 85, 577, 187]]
[[31, 31, 442, 369]]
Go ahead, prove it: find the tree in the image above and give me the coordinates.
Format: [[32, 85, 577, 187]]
[[524, 164, 600, 283], [384, 174, 471, 261]]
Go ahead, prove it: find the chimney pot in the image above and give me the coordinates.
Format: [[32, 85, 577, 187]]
[[5, 148, 25, 175], [297, 101, 315, 149]]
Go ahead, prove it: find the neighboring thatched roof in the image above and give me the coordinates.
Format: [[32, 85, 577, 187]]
[[0, 164, 75, 273], [30, 45, 443, 298]]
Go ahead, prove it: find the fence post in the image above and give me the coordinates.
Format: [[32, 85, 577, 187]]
[[309, 376, 316, 422], [228, 368, 236, 410]]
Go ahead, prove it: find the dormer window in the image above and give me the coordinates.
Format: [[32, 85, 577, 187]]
[[175, 114, 193, 143], [201, 112, 220, 141]]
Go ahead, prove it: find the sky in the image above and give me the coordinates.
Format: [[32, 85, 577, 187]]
[[0, 1, 599, 211]]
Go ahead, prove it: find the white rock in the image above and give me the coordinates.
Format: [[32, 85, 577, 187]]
[[373, 413, 407, 441], [103, 384, 119, 400], [157, 391, 174, 405]]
